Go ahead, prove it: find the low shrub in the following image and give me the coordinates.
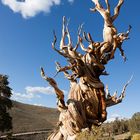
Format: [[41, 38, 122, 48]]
[[132, 133, 140, 140]]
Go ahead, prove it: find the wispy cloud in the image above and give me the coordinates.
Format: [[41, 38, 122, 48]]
[[33, 103, 43, 106], [68, 0, 74, 4], [25, 86, 55, 94], [25, 86, 68, 95], [11, 91, 41, 101], [1, 0, 75, 18], [12, 86, 55, 101], [12, 86, 67, 102]]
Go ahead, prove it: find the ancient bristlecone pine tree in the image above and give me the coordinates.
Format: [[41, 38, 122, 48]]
[[41, 0, 131, 139]]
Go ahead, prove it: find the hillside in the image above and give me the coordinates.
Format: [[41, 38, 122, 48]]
[[1, 101, 140, 139], [9, 101, 59, 133]]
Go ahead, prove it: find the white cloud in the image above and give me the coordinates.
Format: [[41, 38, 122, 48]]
[[25, 86, 55, 94], [12, 86, 55, 101], [26, 86, 68, 95], [11, 91, 40, 101], [1, 0, 75, 18], [1, 0, 61, 18], [11, 85, 67, 103]]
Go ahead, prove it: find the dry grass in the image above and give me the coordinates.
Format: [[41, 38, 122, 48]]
[[9, 101, 59, 133], [132, 133, 140, 140]]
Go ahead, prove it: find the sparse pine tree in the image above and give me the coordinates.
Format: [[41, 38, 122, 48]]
[[0, 74, 12, 132]]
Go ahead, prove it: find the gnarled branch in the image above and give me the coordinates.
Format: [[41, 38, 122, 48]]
[[40, 67, 66, 111]]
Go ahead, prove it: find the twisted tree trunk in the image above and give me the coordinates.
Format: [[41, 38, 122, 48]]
[[40, 1, 131, 139]]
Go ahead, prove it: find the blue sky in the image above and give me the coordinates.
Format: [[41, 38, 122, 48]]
[[0, 0, 140, 120]]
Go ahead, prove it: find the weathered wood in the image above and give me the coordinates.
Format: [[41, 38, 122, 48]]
[[41, 1, 131, 139]]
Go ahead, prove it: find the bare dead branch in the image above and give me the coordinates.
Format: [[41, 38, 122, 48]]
[[79, 41, 88, 52], [77, 23, 84, 36], [87, 33, 94, 43], [112, 25, 132, 61], [105, 85, 109, 97], [73, 23, 85, 51], [119, 75, 133, 99], [105, 0, 110, 13], [83, 32, 91, 43], [111, 0, 124, 22], [106, 76, 133, 107], [40, 67, 66, 110], [66, 27, 73, 47], [52, 30, 57, 50]]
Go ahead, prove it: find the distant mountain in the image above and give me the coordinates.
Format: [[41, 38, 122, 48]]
[[9, 101, 59, 133]]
